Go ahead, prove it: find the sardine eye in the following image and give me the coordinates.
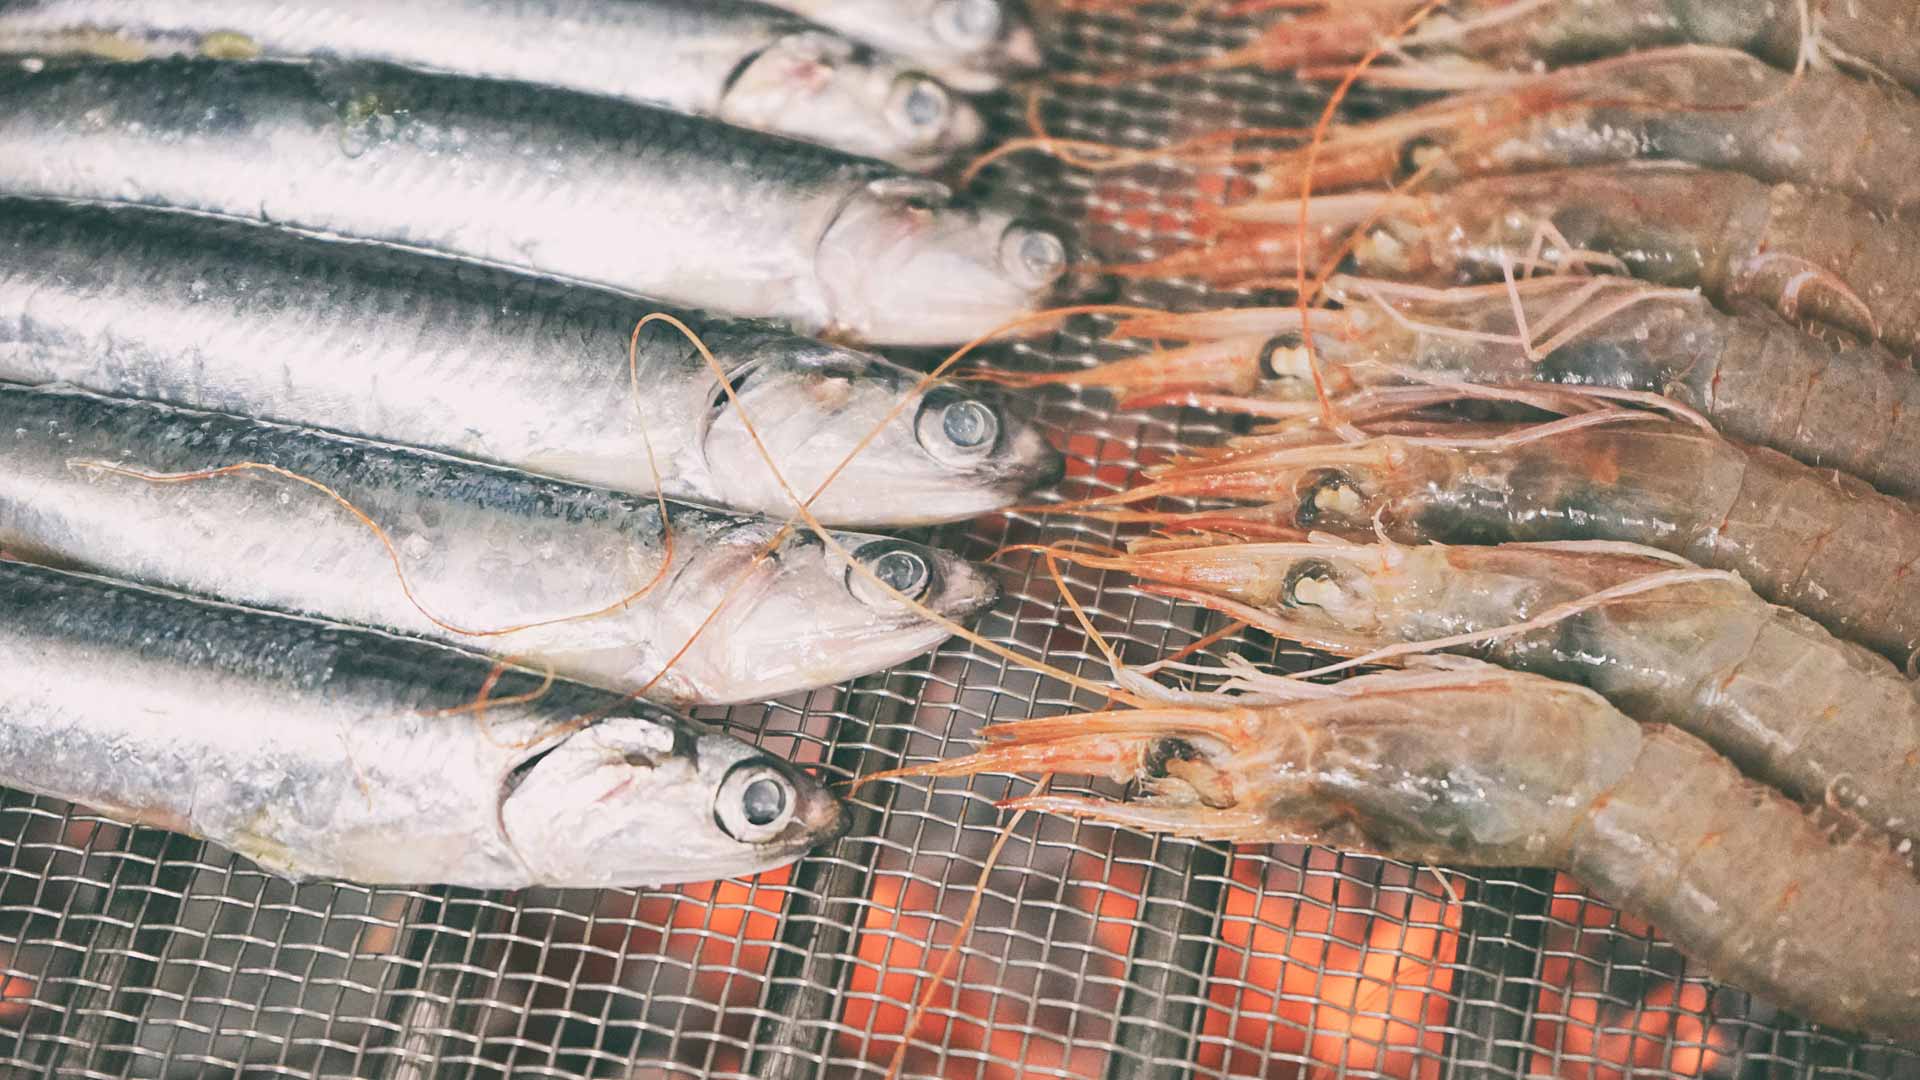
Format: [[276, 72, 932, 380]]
[[850, 540, 934, 604], [715, 761, 797, 842], [916, 386, 1002, 462], [887, 75, 952, 142], [933, 0, 1003, 48], [1281, 560, 1337, 609], [1295, 469, 1364, 528], [999, 224, 1067, 290], [943, 399, 997, 449], [743, 778, 787, 826]]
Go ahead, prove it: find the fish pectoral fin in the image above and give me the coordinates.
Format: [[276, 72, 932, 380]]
[[224, 829, 309, 881]]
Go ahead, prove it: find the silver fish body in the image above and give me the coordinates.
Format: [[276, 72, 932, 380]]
[[0, 0, 984, 168], [757, 0, 1041, 91], [0, 59, 1064, 344], [0, 201, 1062, 525], [0, 560, 848, 888], [0, 384, 1000, 706]]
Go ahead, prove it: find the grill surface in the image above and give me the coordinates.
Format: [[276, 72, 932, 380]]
[[2, 7, 1918, 1077]]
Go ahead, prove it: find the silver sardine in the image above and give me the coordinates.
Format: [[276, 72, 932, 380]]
[[757, 0, 1041, 92], [0, 0, 984, 168], [0, 384, 1000, 706], [0, 59, 1066, 344], [0, 560, 848, 888], [0, 201, 1062, 525]]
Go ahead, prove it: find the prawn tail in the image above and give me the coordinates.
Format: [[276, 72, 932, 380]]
[[1572, 726, 1920, 1039]]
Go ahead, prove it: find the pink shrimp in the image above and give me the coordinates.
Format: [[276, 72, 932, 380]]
[[887, 663, 1920, 1040], [993, 275, 1920, 498], [1176, 0, 1920, 95], [1250, 46, 1920, 215], [1046, 535, 1920, 846], [1096, 412, 1920, 663], [1116, 164, 1919, 352]]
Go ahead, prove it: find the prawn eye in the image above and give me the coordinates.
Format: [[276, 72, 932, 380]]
[[1294, 469, 1365, 528], [1257, 332, 1307, 381], [715, 761, 798, 842], [1142, 737, 1200, 778], [1396, 134, 1447, 182], [1281, 560, 1337, 609]]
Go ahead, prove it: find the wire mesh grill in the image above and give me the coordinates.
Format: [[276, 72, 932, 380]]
[[2, 5, 1918, 1077]]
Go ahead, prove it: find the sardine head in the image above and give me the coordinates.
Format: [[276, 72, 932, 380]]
[[815, 177, 1067, 345], [702, 344, 1063, 525], [498, 715, 845, 888], [720, 32, 983, 169], [649, 527, 1000, 704], [915, 0, 1044, 90]]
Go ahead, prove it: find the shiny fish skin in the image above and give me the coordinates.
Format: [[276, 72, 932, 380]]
[[0, 385, 1001, 706], [0, 0, 984, 169], [756, 0, 1041, 92], [0, 201, 1062, 526], [0, 60, 1066, 344], [0, 560, 848, 888]]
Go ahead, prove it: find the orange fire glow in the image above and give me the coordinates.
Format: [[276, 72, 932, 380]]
[[1528, 875, 1728, 1079], [0, 974, 30, 1028], [1194, 856, 1457, 1079]]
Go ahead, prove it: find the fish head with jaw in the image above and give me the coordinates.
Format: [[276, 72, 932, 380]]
[[720, 30, 984, 169], [498, 714, 846, 888], [700, 339, 1063, 525], [814, 176, 1068, 345], [641, 522, 1002, 705]]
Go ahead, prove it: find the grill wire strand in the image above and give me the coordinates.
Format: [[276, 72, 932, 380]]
[[1, 6, 1917, 1078]]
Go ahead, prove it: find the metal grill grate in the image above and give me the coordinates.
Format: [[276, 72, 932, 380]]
[[2, 6, 1918, 1077]]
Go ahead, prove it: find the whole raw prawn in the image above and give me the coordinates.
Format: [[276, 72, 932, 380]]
[[1249, 46, 1920, 215], [1099, 412, 1920, 663], [888, 662, 1920, 1039], [1083, 0, 1920, 96], [998, 274, 1920, 499], [1051, 535, 1920, 847], [1121, 164, 1920, 349], [1124, 164, 1919, 352]]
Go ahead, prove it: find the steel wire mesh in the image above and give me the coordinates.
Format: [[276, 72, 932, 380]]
[[0, 4, 1917, 1078]]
